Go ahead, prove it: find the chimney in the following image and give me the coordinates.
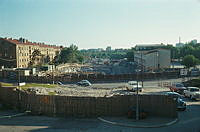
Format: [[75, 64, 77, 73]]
[[19, 37, 23, 43]]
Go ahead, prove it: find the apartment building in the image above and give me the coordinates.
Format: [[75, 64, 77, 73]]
[[0, 37, 61, 68]]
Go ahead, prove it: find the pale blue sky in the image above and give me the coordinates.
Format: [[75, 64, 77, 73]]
[[0, 0, 200, 49]]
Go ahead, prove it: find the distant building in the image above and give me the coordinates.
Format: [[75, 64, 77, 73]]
[[176, 43, 185, 47], [135, 44, 166, 51], [88, 48, 104, 52], [0, 37, 61, 68], [190, 39, 198, 44], [176, 37, 185, 47], [106, 46, 111, 51], [134, 48, 171, 71]]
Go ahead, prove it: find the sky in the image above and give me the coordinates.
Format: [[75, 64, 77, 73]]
[[0, 0, 200, 49]]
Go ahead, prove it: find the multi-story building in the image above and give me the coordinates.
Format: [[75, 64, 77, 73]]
[[134, 45, 171, 71], [0, 37, 61, 68], [106, 46, 111, 51]]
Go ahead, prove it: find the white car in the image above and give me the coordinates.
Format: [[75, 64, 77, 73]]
[[184, 87, 200, 100], [126, 81, 143, 92]]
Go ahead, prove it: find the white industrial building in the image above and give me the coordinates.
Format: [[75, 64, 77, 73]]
[[134, 48, 171, 71]]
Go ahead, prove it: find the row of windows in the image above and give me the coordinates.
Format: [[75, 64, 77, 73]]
[[19, 53, 29, 56], [18, 46, 56, 52], [19, 65, 27, 68], [19, 58, 29, 62]]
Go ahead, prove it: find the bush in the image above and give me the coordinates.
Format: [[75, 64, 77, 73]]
[[183, 79, 200, 87]]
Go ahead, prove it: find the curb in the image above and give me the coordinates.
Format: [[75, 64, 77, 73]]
[[98, 117, 179, 128], [0, 111, 31, 119]]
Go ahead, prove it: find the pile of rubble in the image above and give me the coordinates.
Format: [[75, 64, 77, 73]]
[[24, 85, 134, 97]]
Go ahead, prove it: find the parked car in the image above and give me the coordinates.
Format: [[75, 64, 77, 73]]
[[169, 82, 187, 94], [126, 81, 143, 92], [184, 87, 200, 100], [77, 80, 91, 86], [55, 81, 64, 85], [165, 92, 186, 111]]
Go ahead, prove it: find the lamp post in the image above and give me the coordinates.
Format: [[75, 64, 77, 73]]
[[18, 48, 21, 86], [140, 53, 144, 87], [136, 52, 140, 120]]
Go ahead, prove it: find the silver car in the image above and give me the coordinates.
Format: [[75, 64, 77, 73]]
[[165, 92, 186, 111]]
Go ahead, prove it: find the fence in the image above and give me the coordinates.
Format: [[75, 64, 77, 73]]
[[14, 71, 180, 84], [0, 85, 177, 118]]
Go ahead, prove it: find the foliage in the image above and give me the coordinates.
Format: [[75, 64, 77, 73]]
[[0, 82, 13, 87], [182, 55, 199, 68], [126, 48, 135, 61], [56, 44, 84, 64], [29, 49, 43, 67], [80, 49, 128, 60], [48, 91, 57, 95], [44, 55, 50, 64], [183, 79, 200, 87]]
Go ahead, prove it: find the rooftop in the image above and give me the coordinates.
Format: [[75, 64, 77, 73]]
[[1, 37, 61, 49]]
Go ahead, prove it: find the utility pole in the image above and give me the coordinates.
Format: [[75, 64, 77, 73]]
[[140, 53, 144, 87], [136, 80, 139, 120], [18, 48, 21, 86], [136, 51, 140, 120], [18, 69, 20, 85], [52, 69, 54, 84]]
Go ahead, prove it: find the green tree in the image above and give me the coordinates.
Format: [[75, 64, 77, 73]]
[[57, 44, 84, 64], [29, 49, 43, 67], [182, 55, 199, 68], [126, 48, 135, 61]]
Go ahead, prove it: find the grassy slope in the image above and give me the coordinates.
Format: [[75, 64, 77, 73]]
[[0, 82, 57, 90]]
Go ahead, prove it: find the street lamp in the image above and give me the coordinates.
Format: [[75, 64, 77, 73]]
[[136, 52, 140, 120]]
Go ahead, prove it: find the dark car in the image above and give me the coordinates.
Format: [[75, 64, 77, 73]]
[[169, 83, 187, 94], [165, 92, 186, 111], [77, 80, 92, 86]]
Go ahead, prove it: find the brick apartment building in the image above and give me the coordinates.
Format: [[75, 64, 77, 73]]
[[0, 37, 61, 68]]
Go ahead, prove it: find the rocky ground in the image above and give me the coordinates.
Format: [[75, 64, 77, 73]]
[[23, 81, 170, 97], [25, 84, 132, 97]]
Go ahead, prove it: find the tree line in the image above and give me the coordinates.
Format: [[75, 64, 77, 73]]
[[30, 41, 200, 69]]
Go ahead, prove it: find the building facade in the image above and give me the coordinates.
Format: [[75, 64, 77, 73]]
[[134, 48, 171, 71], [0, 37, 61, 68]]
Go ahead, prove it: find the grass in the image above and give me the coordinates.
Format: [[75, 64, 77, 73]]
[[0, 82, 57, 90], [48, 91, 57, 95], [0, 82, 13, 87], [20, 83, 58, 90]]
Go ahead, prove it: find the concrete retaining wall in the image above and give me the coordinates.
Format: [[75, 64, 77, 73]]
[[0, 85, 177, 118]]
